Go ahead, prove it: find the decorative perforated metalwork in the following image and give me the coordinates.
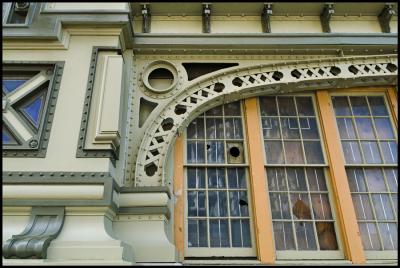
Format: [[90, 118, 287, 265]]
[[129, 55, 397, 187], [2, 62, 64, 157]]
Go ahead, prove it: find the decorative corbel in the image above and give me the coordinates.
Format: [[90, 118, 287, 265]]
[[3, 207, 65, 259], [202, 3, 211, 33], [378, 4, 395, 33], [320, 3, 334, 33], [261, 3, 273, 33], [141, 3, 151, 33]]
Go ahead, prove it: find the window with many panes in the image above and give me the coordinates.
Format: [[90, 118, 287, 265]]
[[259, 95, 342, 259], [332, 94, 398, 258], [185, 101, 256, 257]]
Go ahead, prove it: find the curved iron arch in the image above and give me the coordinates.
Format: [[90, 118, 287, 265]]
[[130, 54, 398, 186]]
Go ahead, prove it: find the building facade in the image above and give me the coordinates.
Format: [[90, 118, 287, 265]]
[[2, 2, 398, 265]]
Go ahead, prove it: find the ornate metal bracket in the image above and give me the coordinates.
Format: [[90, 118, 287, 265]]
[[261, 3, 273, 33], [378, 4, 395, 33], [3, 207, 65, 259], [141, 4, 151, 33], [320, 3, 334, 33], [202, 3, 211, 33]]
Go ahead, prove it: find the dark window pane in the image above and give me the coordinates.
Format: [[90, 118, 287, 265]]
[[239, 191, 249, 217], [262, 117, 280, 139], [206, 118, 224, 139], [188, 219, 198, 247], [311, 194, 333, 220], [260, 96, 278, 116], [307, 168, 327, 191], [220, 220, 230, 247], [206, 141, 225, 163], [208, 191, 227, 217], [265, 141, 284, 164], [336, 118, 357, 139], [287, 168, 307, 191], [208, 168, 226, 189], [379, 223, 397, 250], [342, 141, 363, 164], [350, 96, 370, 116], [355, 118, 375, 139], [391, 194, 398, 218], [359, 222, 382, 250], [346, 168, 368, 192], [380, 141, 398, 164], [231, 219, 242, 247], [332, 96, 351, 116], [206, 105, 222, 116], [296, 97, 315, 116], [224, 101, 241, 116], [187, 141, 205, 163], [304, 141, 324, 164], [385, 168, 398, 192], [242, 219, 252, 247], [188, 191, 198, 216], [187, 118, 205, 139], [198, 220, 208, 247], [374, 118, 394, 139], [368, 96, 388, 116], [273, 222, 295, 250], [278, 97, 296, 116], [300, 118, 319, 139], [267, 168, 287, 191], [372, 194, 395, 220], [209, 220, 220, 247], [187, 168, 205, 189], [295, 222, 317, 250], [361, 141, 382, 164], [291, 193, 312, 220], [284, 141, 304, 164], [225, 118, 243, 139], [227, 168, 246, 189], [270, 193, 291, 219], [352, 194, 374, 220], [281, 117, 300, 139], [229, 191, 241, 217], [316, 222, 338, 250]]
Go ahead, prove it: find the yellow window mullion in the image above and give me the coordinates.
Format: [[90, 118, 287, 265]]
[[244, 98, 276, 264], [315, 90, 366, 264], [174, 134, 185, 261]]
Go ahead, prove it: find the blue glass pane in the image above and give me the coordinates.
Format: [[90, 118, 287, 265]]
[[2, 127, 18, 145], [3, 80, 26, 94], [22, 95, 44, 127], [3, 131, 11, 144]]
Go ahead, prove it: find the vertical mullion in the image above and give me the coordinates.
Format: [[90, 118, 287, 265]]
[[244, 98, 275, 263], [206, 167, 210, 248], [349, 97, 367, 164], [315, 90, 365, 264], [226, 168, 232, 247]]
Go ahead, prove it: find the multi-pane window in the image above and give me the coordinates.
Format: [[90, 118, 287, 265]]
[[332, 95, 398, 256], [259, 96, 341, 259], [185, 101, 255, 257]]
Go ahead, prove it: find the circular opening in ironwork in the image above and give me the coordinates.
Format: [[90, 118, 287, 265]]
[[145, 163, 157, 177], [229, 146, 240, 157], [148, 68, 174, 90]]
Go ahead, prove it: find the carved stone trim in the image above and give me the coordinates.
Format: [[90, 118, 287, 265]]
[[130, 54, 398, 186], [3, 207, 65, 259]]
